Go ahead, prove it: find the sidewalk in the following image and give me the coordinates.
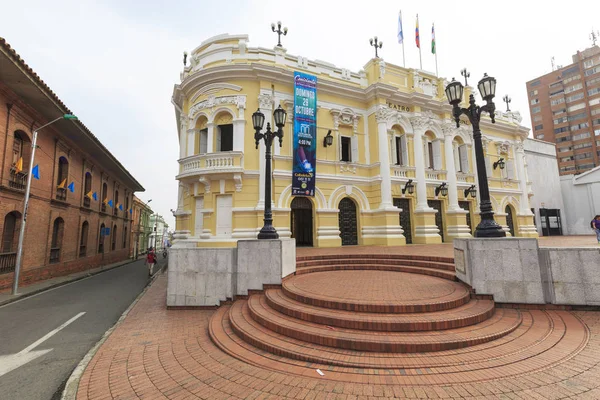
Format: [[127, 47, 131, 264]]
[[0, 255, 165, 307]]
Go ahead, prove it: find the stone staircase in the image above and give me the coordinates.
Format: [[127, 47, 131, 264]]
[[208, 252, 588, 383]]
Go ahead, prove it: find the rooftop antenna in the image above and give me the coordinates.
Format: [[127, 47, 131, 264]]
[[591, 29, 599, 46], [551, 56, 556, 71]]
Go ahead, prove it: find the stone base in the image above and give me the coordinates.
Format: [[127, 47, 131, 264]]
[[167, 238, 296, 307], [445, 210, 472, 241], [413, 209, 442, 244]]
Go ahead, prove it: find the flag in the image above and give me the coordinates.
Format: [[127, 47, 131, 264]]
[[103, 198, 108, 205], [397, 11, 403, 44], [118, 203, 123, 211], [129, 208, 133, 215], [108, 199, 113, 208], [415, 15, 420, 48], [68, 181, 75, 193], [86, 190, 93, 199], [57, 179, 66, 189], [15, 157, 23, 174], [431, 23, 436, 54], [92, 192, 97, 201], [32, 164, 40, 180]]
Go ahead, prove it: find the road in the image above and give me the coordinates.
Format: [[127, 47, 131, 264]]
[[0, 257, 164, 400]]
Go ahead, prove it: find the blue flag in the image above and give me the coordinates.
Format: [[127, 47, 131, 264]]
[[32, 164, 40, 180], [119, 204, 123, 211], [108, 199, 113, 208], [68, 182, 75, 193], [129, 208, 133, 214], [92, 192, 97, 201], [397, 11, 404, 44]]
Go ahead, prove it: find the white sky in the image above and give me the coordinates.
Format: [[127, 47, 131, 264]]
[[3, 0, 599, 228]]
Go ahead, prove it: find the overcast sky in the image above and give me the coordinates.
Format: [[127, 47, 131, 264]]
[[3, 0, 599, 228]]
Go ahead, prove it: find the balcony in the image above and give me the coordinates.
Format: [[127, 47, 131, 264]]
[[56, 188, 67, 202], [9, 169, 26, 191], [83, 196, 91, 208], [0, 252, 16, 274], [425, 169, 446, 181], [113, 208, 118, 216], [101, 203, 107, 213], [391, 165, 416, 178], [177, 152, 243, 179], [456, 172, 475, 183]]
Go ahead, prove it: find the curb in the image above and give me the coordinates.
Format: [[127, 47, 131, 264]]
[[60, 261, 167, 400], [0, 258, 143, 307]]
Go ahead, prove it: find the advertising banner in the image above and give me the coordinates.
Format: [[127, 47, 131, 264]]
[[292, 72, 317, 197]]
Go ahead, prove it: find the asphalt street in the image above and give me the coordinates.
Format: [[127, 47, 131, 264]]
[[0, 257, 163, 400]]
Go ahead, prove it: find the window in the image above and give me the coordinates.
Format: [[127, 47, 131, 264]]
[[101, 182, 108, 213], [554, 117, 567, 124], [572, 132, 591, 141], [427, 141, 434, 168], [553, 109, 566, 115], [551, 98, 565, 106], [564, 74, 581, 84], [125, 195, 130, 220], [562, 65, 580, 76], [560, 156, 574, 162], [554, 127, 569, 134], [557, 146, 572, 153], [112, 225, 117, 251], [568, 103, 586, 112], [341, 136, 351, 162], [566, 93, 584, 103], [532, 106, 541, 113], [12, 133, 23, 165], [123, 227, 127, 249], [595, 129, 600, 136], [534, 115, 543, 121], [594, 118, 600, 125], [537, 134, 545, 139], [550, 89, 564, 97], [529, 80, 541, 87], [568, 112, 587, 122], [589, 87, 600, 97], [574, 152, 592, 160], [530, 98, 540, 105], [98, 223, 105, 253], [564, 83, 583, 93], [590, 98, 600, 107], [556, 136, 571, 143], [529, 89, 538, 96], [560, 166, 576, 173], [80, 221, 89, 258], [199, 128, 208, 154], [535, 124, 543, 130], [587, 76, 600, 87], [114, 190, 119, 216], [571, 122, 589, 131], [50, 217, 64, 264], [56, 157, 69, 201], [574, 142, 592, 149], [2, 212, 20, 254], [585, 66, 600, 77], [395, 136, 408, 166], [458, 145, 469, 173], [217, 124, 233, 152], [83, 172, 92, 208]]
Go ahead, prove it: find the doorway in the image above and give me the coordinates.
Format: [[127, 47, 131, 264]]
[[505, 205, 516, 237], [338, 197, 358, 246], [291, 197, 313, 246], [427, 200, 444, 241], [393, 198, 412, 244], [540, 208, 563, 236]]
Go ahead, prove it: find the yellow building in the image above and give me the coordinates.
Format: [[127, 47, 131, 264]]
[[171, 34, 537, 248]]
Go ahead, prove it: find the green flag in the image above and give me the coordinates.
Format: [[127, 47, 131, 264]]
[[431, 24, 436, 54]]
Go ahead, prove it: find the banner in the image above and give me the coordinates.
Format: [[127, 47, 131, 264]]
[[292, 72, 317, 197]]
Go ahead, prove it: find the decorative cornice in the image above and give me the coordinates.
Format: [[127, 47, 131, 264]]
[[189, 95, 246, 118]]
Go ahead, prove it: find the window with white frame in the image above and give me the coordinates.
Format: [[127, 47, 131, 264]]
[[458, 145, 469, 173], [216, 124, 233, 152], [504, 159, 515, 180], [340, 136, 351, 162], [393, 135, 408, 166], [199, 129, 208, 154]]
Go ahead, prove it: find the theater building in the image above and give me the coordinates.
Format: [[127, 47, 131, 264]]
[[172, 34, 537, 248], [0, 38, 143, 289]]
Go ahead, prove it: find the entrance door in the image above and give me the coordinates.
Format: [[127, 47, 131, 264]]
[[338, 197, 358, 246], [216, 195, 232, 236], [505, 205, 515, 237], [458, 200, 472, 234], [393, 198, 412, 244], [540, 208, 563, 236], [291, 197, 313, 246], [194, 197, 204, 237], [427, 200, 444, 241]]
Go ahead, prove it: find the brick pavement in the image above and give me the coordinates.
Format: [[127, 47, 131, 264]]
[[76, 247, 600, 399]]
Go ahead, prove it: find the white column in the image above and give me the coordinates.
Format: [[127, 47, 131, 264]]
[[443, 129, 460, 211], [515, 142, 533, 214], [186, 129, 195, 157], [179, 117, 188, 159], [376, 116, 393, 208], [412, 127, 430, 211], [206, 122, 215, 154]]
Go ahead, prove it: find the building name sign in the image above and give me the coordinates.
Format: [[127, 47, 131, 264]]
[[387, 102, 411, 112]]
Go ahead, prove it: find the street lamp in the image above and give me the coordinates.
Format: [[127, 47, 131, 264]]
[[252, 106, 287, 239], [460, 68, 470, 86], [445, 74, 506, 238], [464, 185, 477, 198], [402, 179, 415, 195], [12, 113, 78, 295], [271, 21, 288, 47], [503, 95, 511, 112], [493, 157, 506, 170], [435, 182, 448, 197], [369, 36, 383, 58], [323, 130, 333, 147]]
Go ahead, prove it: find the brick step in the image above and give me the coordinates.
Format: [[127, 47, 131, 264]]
[[297, 258, 455, 271], [265, 288, 495, 331], [297, 253, 454, 264], [283, 270, 468, 313], [245, 295, 522, 353], [295, 263, 457, 281], [212, 304, 583, 375]]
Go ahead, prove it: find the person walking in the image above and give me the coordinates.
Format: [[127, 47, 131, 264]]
[[591, 215, 600, 243], [146, 247, 156, 276]]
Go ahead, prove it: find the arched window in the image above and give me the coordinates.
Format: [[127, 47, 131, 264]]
[[101, 182, 108, 213], [123, 226, 127, 249], [79, 221, 89, 257], [9, 132, 29, 190], [114, 190, 119, 216], [50, 217, 64, 263], [56, 157, 69, 201], [125, 195, 130, 220], [83, 172, 92, 208], [112, 225, 117, 251], [1, 211, 21, 273], [98, 223, 105, 253]]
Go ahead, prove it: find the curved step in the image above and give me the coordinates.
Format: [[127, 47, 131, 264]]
[[246, 295, 522, 353], [294, 263, 457, 280], [265, 288, 495, 331], [297, 258, 456, 272], [283, 270, 468, 313], [297, 253, 454, 264]]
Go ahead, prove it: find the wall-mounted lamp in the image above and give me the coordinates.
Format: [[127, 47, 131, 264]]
[[493, 157, 505, 170], [402, 179, 415, 195], [323, 130, 333, 147], [435, 182, 448, 197], [464, 185, 477, 198]]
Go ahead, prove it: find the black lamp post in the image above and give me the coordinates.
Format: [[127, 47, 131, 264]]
[[271, 21, 288, 47], [252, 106, 287, 239], [460, 68, 470, 86], [369, 36, 383, 58], [445, 73, 506, 238], [502, 95, 511, 112]]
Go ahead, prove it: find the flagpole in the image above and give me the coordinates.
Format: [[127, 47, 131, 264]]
[[401, 11, 406, 67], [434, 23, 438, 77], [417, 14, 422, 70]]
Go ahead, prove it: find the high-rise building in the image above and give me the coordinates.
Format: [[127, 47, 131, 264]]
[[526, 45, 600, 175]]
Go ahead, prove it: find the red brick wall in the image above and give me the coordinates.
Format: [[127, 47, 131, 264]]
[[0, 82, 136, 290]]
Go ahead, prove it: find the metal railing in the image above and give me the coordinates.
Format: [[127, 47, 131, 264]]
[[9, 170, 26, 190], [83, 197, 91, 208], [101, 204, 107, 213], [56, 188, 67, 201], [49, 247, 61, 264], [0, 252, 16, 274], [113, 208, 118, 216]]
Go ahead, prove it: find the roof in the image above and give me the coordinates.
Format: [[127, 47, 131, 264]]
[[0, 37, 144, 192]]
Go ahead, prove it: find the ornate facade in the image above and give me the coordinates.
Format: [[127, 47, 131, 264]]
[[172, 34, 537, 247]]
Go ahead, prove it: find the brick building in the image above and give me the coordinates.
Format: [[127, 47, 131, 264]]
[[0, 38, 144, 290], [526, 45, 600, 175], [130, 195, 153, 259]]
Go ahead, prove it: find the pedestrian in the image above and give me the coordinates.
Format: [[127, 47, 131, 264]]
[[591, 215, 600, 243], [146, 247, 156, 276]]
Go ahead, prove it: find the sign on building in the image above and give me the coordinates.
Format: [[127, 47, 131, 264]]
[[292, 72, 317, 197]]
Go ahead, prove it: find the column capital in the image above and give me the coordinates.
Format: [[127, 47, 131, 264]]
[[375, 105, 393, 123], [257, 93, 274, 110], [442, 123, 457, 137]]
